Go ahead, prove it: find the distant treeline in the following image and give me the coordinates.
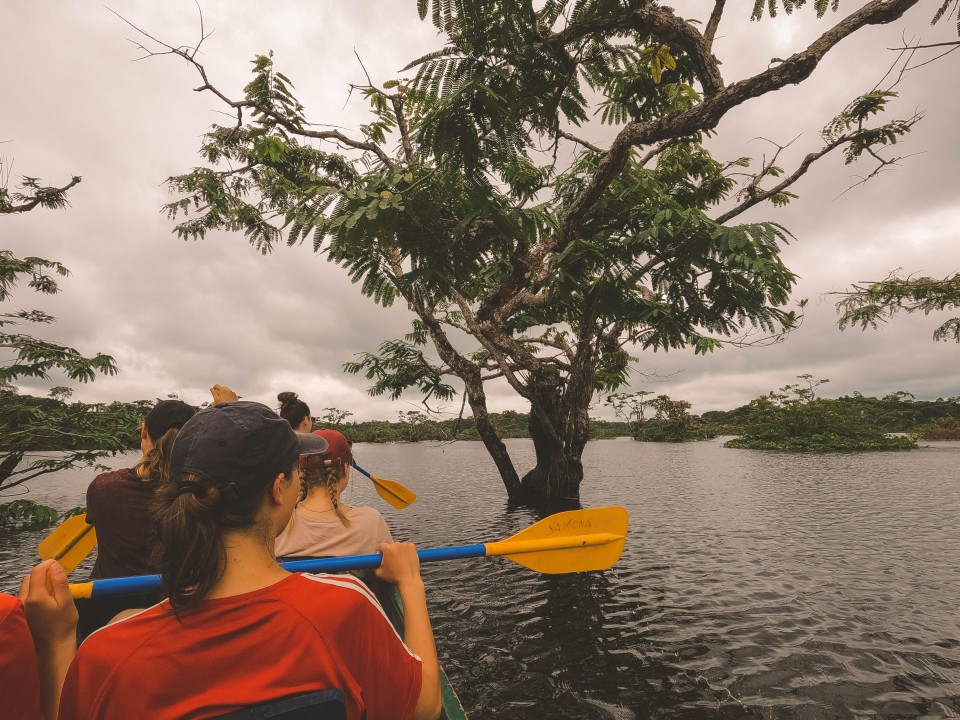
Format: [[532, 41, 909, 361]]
[[4, 390, 959, 456], [8, 387, 957, 527], [0, 392, 633, 455], [321, 410, 632, 443], [702, 392, 960, 433], [705, 384, 960, 450]]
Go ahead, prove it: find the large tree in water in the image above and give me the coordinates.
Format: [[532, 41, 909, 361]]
[[144, 0, 955, 502]]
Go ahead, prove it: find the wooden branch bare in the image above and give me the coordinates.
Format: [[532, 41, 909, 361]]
[[112, 9, 399, 170], [704, 0, 727, 50], [557, 129, 604, 154]]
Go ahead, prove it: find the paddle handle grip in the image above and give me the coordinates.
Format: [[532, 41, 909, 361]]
[[72, 545, 490, 599], [351, 462, 372, 478], [285, 546, 488, 572]]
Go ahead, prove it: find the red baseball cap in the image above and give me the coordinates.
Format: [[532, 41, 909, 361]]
[[312, 429, 353, 467]]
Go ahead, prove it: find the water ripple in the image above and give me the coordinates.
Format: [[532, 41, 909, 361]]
[[3, 439, 960, 718]]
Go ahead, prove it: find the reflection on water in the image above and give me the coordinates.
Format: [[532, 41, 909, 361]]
[[3, 438, 960, 718]]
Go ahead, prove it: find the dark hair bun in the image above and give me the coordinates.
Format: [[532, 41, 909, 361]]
[[277, 392, 299, 404]]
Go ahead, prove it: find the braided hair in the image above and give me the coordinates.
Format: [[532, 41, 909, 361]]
[[300, 464, 351, 528]]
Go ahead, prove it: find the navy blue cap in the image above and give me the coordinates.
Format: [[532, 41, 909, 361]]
[[170, 401, 300, 505]]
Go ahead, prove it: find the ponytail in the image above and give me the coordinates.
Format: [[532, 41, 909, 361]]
[[152, 472, 267, 613], [135, 427, 179, 486]]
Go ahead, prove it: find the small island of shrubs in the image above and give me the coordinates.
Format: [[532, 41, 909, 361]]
[[608, 376, 959, 451]]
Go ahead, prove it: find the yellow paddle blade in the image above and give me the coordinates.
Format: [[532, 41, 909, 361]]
[[370, 474, 417, 509], [485, 506, 628, 574], [37, 513, 98, 574]]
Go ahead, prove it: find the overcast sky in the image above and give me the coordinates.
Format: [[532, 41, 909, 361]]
[[3, 1, 958, 421]]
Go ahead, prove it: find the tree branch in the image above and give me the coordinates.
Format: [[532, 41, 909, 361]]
[[715, 135, 845, 224], [113, 9, 400, 170], [550, 4, 725, 97], [390, 94, 416, 165], [0, 176, 82, 214], [556, 128, 604, 154], [704, 0, 727, 50], [563, 0, 922, 239]]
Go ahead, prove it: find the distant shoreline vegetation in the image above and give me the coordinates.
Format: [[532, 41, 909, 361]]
[[2, 381, 959, 527], [703, 378, 960, 452], [3, 383, 960, 453]]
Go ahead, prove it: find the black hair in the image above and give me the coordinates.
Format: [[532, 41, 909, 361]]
[[277, 391, 311, 430]]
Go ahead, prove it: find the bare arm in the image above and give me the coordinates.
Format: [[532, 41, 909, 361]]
[[19, 560, 78, 720], [376, 543, 441, 720]]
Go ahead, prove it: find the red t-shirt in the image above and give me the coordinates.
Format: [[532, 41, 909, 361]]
[[85, 467, 156, 579], [0, 594, 44, 720], [58, 573, 423, 720]]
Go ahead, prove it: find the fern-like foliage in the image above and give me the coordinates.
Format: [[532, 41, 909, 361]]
[[755, 0, 960, 33], [837, 272, 960, 343], [751, 0, 840, 21], [1, 247, 117, 385], [343, 338, 455, 402], [932, 0, 960, 34]]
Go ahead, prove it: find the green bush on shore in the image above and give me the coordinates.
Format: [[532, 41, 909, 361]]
[[911, 418, 960, 440], [716, 376, 952, 453], [725, 432, 917, 452]]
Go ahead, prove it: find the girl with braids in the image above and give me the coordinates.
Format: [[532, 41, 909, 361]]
[[57, 401, 441, 720], [277, 390, 313, 432], [78, 399, 196, 639], [275, 429, 394, 563]]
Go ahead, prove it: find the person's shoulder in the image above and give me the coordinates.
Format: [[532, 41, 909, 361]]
[[350, 505, 386, 522], [289, 574, 393, 631], [78, 605, 167, 657], [89, 467, 137, 488], [291, 573, 381, 609], [86, 468, 140, 502]]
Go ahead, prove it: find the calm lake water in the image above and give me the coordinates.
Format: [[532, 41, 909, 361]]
[[3, 437, 960, 719]]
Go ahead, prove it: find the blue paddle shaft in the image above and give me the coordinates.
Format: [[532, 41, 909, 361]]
[[86, 544, 489, 598]]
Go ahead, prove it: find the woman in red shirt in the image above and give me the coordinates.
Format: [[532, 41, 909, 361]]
[[58, 401, 441, 720]]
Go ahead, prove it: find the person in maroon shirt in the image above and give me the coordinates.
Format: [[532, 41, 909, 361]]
[[77, 399, 196, 639]]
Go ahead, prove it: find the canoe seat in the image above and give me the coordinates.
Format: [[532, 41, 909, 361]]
[[213, 689, 346, 719]]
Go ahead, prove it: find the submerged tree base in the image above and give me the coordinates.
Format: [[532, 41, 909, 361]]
[[725, 433, 918, 452]]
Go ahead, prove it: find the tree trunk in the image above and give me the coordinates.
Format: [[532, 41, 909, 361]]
[[417, 307, 522, 495], [517, 364, 592, 504], [462, 368, 522, 497], [519, 411, 585, 504], [0, 451, 24, 489]]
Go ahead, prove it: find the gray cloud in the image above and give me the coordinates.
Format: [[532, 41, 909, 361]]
[[3, 1, 957, 420]]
